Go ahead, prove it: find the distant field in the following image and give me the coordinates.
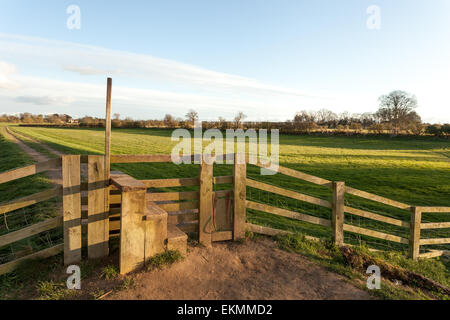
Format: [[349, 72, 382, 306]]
[[7, 125, 450, 251]]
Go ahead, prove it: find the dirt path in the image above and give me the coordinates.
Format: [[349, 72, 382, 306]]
[[3, 127, 62, 185], [108, 239, 371, 300]]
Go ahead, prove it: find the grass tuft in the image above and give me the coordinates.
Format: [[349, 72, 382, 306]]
[[146, 250, 183, 271]]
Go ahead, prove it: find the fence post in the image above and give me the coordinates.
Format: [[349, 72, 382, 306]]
[[120, 188, 146, 274], [233, 153, 247, 240], [62, 155, 82, 265], [332, 181, 345, 246], [87, 155, 109, 259], [409, 206, 422, 261], [199, 155, 213, 246]]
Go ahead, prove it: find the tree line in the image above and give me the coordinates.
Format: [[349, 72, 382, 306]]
[[2, 90, 449, 137]]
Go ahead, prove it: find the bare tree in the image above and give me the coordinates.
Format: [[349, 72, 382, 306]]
[[234, 111, 247, 129], [376, 90, 418, 135], [185, 109, 199, 126]]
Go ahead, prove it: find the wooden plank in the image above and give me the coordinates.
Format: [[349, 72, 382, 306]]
[[0, 217, 62, 248], [62, 155, 81, 265], [120, 189, 146, 274], [246, 223, 292, 237], [178, 221, 198, 233], [345, 186, 410, 210], [144, 201, 167, 259], [111, 154, 173, 163], [109, 219, 120, 231], [233, 153, 246, 240], [417, 207, 450, 213], [87, 155, 109, 259], [146, 191, 199, 201], [246, 179, 332, 208], [409, 207, 421, 260], [246, 200, 331, 227], [141, 177, 199, 188], [421, 222, 450, 229], [214, 176, 233, 185], [332, 182, 345, 246], [345, 206, 409, 228], [418, 250, 446, 259], [158, 201, 199, 212], [253, 162, 332, 187], [82, 194, 120, 205], [167, 211, 199, 224], [0, 244, 64, 276], [0, 186, 60, 215], [419, 238, 450, 245], [343, 224, 409, 244], [199, 158, 213, 246], [111, 173, 146, 192], [0, 158, 61, 185], [212, 231, 233, 242], [215, 190, 232, 198]]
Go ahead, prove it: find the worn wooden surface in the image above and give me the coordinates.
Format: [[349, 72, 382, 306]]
[[0, 186, 60, 215], [87, 155, 109, 259], [246, 200, 331, 227], [233, 154, 246, 240], [0, 158, 61, 185], [142, 177, 199, 188], [62, 155, 81, 265], [144, 201, 167, 259], [0, 216, 62, 247], [409, 207, 422, 260], [332, 182, 345, 246], [120, 189, 146, 274], [199, 158, 213, 246], [247, 178, 332, 208]]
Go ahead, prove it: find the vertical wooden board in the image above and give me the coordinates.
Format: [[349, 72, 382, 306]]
[[214, 197, 233, 231], [409, 207, 422, 261], [62, 155, 81, 265], [87, 156, 109, 259], [120, 190, 146, 274], [144, 213, 167, 260], [105, 77, 112, 176], [233, 153, 246, 240], [199, 158, 213, 246], [332, 181, 345, 246]]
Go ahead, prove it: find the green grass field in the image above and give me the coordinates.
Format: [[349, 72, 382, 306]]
[[1, 124, 449, 299], [8, 125, 450, 251]]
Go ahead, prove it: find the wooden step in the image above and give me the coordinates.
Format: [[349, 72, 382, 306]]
[[144, 201, 168, 257], [167, 224, 188, 256]]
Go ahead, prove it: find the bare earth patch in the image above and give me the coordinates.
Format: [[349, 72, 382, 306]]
[[108, 239, 371, 300]]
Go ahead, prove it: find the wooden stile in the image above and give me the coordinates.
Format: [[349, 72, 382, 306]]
[[87, 155, 109, 259], [62, 155, 82, 265]]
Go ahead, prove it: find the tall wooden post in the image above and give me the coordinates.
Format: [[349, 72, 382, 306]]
[[104, 77, 112, 244], [199, 156, 213, 246], [87, 155, 109, 258], [233, 153, 246, 240], [62, 155, 82, 265], [409, 207, 422, 261], [332, 181, 345, 246]]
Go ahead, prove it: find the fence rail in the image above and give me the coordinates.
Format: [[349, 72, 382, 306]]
[[244, 163, 450, 260]]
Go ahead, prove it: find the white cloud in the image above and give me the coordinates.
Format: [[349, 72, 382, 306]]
[[0, 61, 19, 89], [15, 95, 75, 106]]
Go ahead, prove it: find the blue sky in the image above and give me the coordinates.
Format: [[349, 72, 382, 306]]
[[0, 0, 449, 122]]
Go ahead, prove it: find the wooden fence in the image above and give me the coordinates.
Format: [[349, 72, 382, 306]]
[[0, 158, 63, 275], [1, 153, 449, 275]]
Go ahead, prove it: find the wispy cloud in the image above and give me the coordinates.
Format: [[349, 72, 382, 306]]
[[0, 61, 20, 89], [15, 95, 75, 106]]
